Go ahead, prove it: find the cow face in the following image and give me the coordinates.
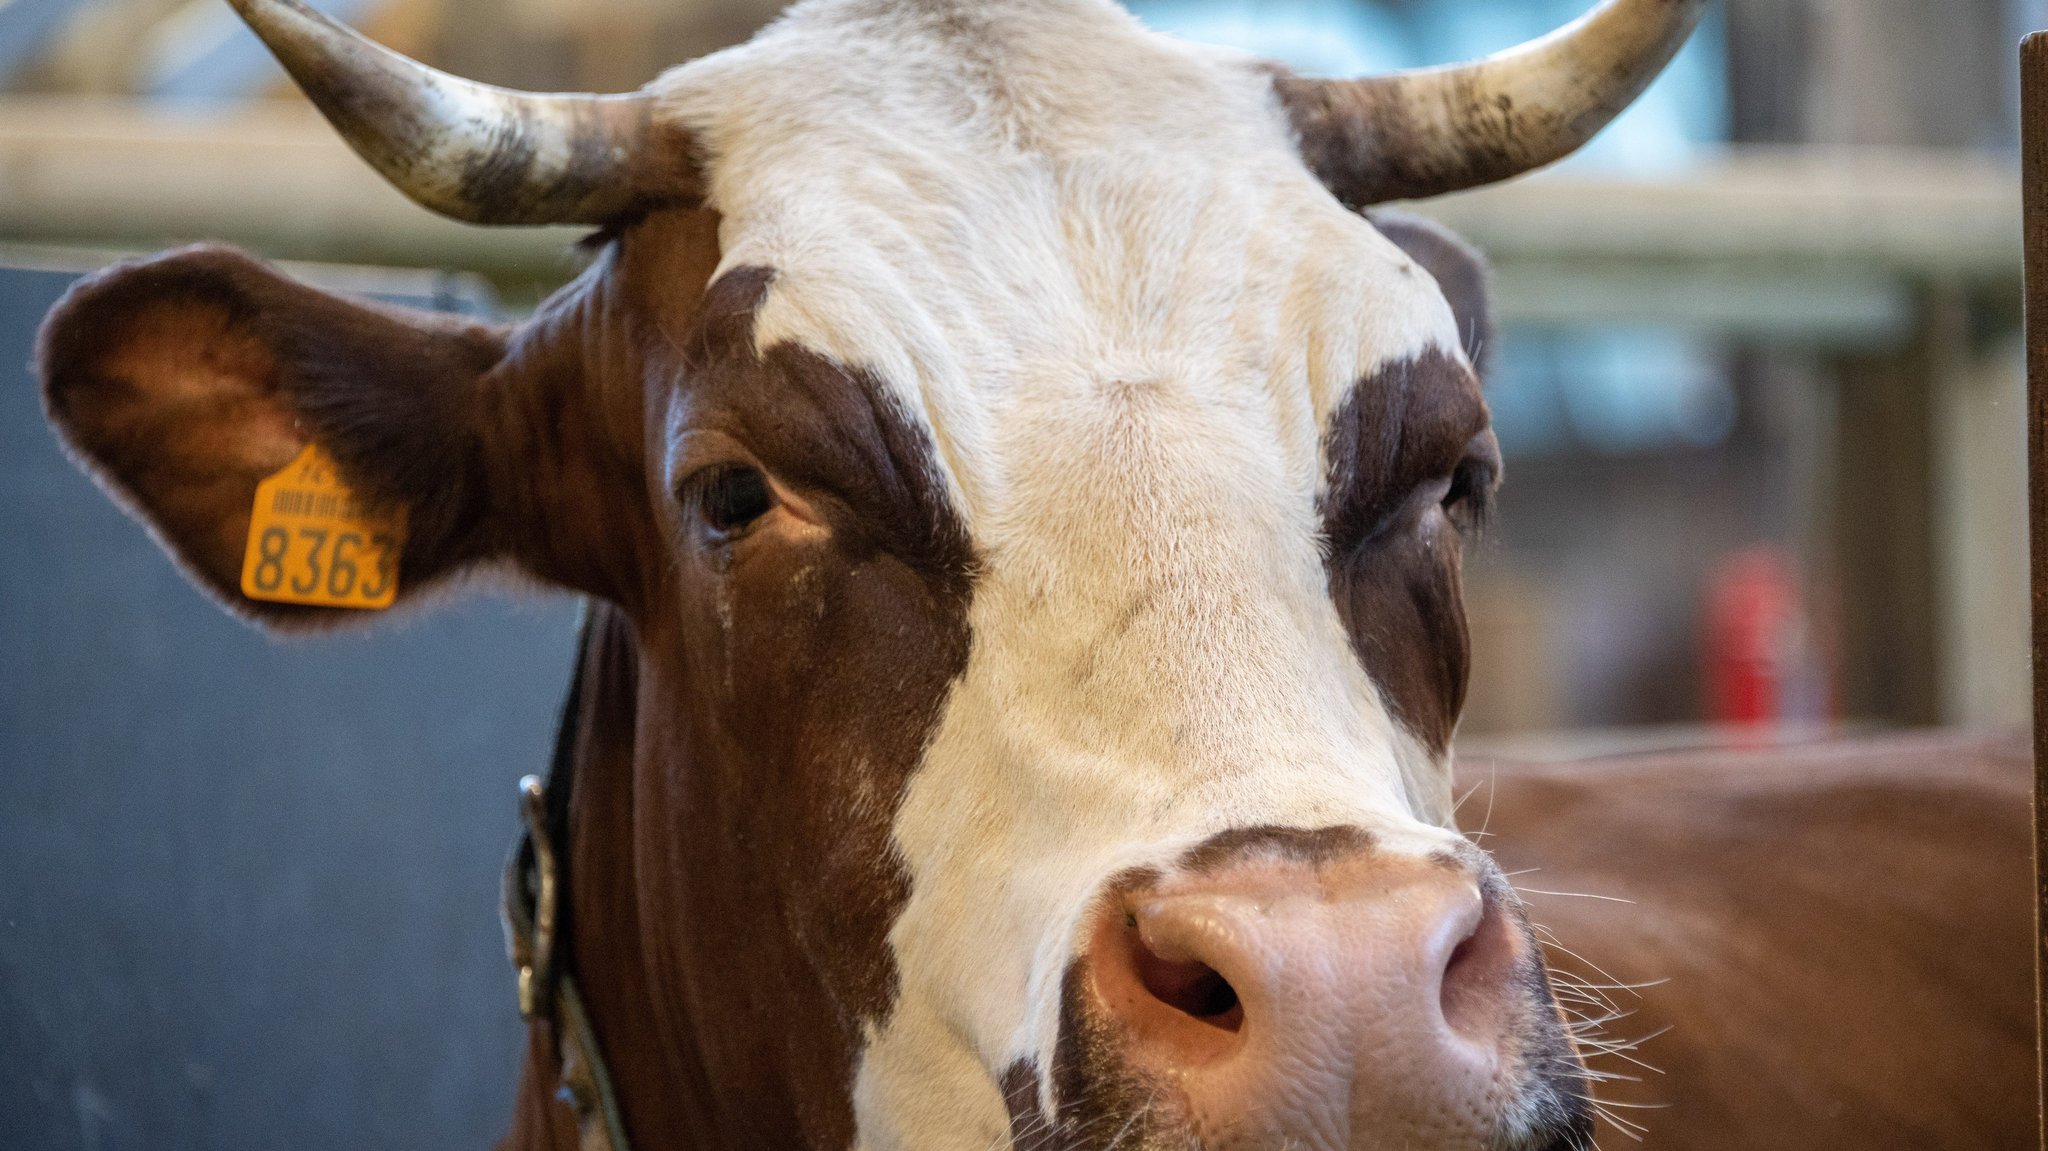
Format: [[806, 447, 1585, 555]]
[[39, 1, 1706, 1149]]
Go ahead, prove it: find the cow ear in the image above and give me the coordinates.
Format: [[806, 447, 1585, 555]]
[[1368, 211, 1495, 381], [38, 244, 512, 630]]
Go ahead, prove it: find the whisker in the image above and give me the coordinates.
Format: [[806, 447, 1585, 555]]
[[1472, 772, 1500, 842], [1529, 928, 1639, 996], [1452, 778, 1487, 815], [1553, 975, 1671, 994], [1579, 1028, 1672, 1076], [1571, 1092, 1652, 1143], [1517, 887, 1636, 905], [1594, 1108, 1649, 1141]]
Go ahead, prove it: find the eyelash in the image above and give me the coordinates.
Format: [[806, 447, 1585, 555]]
[[1441, 459, 1495, 532]]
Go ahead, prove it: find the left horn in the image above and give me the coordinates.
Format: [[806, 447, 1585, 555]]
[[226, 0, 696, 225], [1275, 0, 1708, 207]]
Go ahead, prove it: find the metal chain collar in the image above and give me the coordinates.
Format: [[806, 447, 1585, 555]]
[[503, 659, 632, 1151]]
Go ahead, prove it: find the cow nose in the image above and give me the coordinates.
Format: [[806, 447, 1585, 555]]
[[1083, 847, 1536, 1144]]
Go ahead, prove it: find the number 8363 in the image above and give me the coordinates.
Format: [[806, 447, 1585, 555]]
[[245, 526, 399, 608]]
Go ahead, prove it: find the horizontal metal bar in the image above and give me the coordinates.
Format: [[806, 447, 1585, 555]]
[[0, 98, 2023, 336], [1421, 146, 2021, 282], [1489, 258, 1916, 342], [0, 98, 587, 280]]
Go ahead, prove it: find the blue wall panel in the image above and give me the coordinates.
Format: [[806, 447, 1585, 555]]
[[0, 259, 583, 1151]]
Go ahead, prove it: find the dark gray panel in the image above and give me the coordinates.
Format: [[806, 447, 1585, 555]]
[[0, 261, 582, 1150]]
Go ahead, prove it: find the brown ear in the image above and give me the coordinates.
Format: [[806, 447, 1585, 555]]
[[38, 244, 511, 628], [1367, 211, 1495, 381]]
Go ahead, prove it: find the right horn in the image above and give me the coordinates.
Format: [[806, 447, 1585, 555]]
[[1275, 0, 1709, 208]]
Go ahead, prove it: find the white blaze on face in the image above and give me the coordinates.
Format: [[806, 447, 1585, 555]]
[[658, 1, 1478, 1146]]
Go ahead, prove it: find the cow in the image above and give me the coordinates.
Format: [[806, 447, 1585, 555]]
[[1470, 730, 2037, 1150], [50, 0, 2000, 1147]]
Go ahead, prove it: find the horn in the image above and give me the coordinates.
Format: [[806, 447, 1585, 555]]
[[1276, 0, 1709, 207], [226, 0, 695, 225]]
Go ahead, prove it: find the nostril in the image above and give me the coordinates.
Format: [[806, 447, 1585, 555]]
[[1445, 933, 1479, 981], [1129, 916, 1244, 1031], [1438, 885, 1516, 1040]]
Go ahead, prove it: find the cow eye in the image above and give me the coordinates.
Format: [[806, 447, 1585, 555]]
[[698, 466, 775, 536]]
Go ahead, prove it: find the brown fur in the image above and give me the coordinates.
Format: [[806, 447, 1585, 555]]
[[491, 230, 978, 1149], [1469, 730, 2037, 1150], [38, 208, 977, 1151], [1177, 824, 1377, 872], [1319, 348, 1497, 754], [1313, 213, 1501, 757], [604, 261, 976, 1147]]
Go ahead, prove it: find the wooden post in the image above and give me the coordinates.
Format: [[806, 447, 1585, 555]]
[[2021, 31, 2048, 1151]]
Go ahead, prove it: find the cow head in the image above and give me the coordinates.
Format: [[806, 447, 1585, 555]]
[[37, 1, 1703, 1148]]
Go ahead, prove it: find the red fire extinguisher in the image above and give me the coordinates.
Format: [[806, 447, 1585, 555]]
[[1704, 546, 1820, 727]]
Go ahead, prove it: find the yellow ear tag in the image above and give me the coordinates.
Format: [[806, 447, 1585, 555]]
[[239, 443, 408, 610]]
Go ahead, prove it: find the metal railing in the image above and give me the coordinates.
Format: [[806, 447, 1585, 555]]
[[2015, 31, 2048, 1151], [0, 96, 2022, 334]]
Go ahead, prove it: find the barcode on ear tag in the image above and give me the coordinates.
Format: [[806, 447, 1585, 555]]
[[239, 443, 407, 609]]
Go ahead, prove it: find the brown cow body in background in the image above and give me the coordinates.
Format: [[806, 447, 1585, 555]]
[[1474, 730, 2035, 1150]]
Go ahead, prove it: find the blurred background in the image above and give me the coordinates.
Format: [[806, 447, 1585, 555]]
[[0, 0, 2031, 1147]]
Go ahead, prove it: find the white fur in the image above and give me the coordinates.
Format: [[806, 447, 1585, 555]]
[[655, 2, 1475, 1146]]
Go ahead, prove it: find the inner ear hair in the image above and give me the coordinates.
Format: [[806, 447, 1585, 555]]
[[37, 244, 512, 628]]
